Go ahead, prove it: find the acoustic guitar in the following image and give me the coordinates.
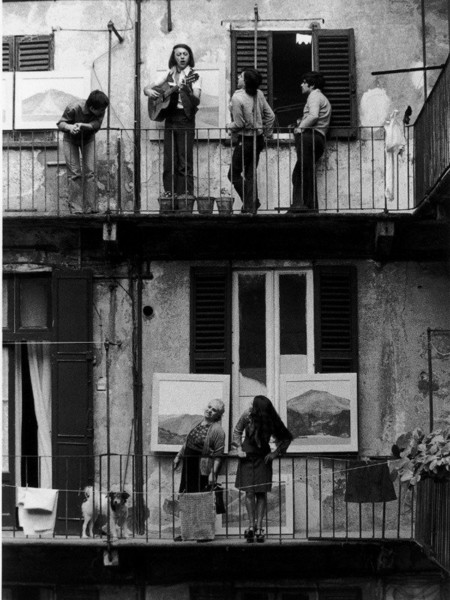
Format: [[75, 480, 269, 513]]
[[147, 72, 200, 122]]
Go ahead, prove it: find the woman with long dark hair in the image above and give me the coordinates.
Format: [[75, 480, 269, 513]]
[[226, 69, 275, 214], [231, 395, 292, 542]]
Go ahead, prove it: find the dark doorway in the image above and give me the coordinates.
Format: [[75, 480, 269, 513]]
[[272, 32, 312, 128], [21, 346, 39, 488]]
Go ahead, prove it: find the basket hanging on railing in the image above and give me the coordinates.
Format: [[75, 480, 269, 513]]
[[179, 491, 216, 541]]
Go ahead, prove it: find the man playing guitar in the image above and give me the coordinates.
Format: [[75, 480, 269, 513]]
[[144, 44, 202, 204]]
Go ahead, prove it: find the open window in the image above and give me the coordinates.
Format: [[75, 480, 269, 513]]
[[191, 265, 358, 424], [231, 29, 357, 136]]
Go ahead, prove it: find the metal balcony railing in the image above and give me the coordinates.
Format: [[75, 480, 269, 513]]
[[3, 453, 416, 543], [414, 55, 450, 205], [2, 126, 415, 216]]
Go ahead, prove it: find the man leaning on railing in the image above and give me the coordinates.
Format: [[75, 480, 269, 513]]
[[57, 90, 109, 214], [290, 71, 331, 213]]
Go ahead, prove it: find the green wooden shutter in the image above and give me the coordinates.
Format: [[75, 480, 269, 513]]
[[313, 29, 357, 137], [191, 268, 231, 374], [17, 35, 53, 71], [231, 31, 272, 104], [52, 270, 94, 534], [3, 37, 14, 71], [314, 265, 358, 373]]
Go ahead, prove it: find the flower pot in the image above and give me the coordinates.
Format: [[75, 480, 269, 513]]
[[216, 196, 234, 215], [177, 195, 195, 214], [158, 196, 175, 214], [197, 196, 215, 215]]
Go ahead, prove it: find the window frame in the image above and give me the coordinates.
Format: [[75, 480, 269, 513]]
[[231, 28, 357, 138], [3, 273, 53, 339], [232, 268, 315, 414]]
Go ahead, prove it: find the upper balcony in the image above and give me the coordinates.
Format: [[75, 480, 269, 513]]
[[414, 53, 450, 212], [3, 125, 415, 217], [3, 109, 449, 261]]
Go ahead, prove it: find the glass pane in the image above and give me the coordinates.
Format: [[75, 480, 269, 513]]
[[19, 277, 49, 329], [3, 347, 9, 472], [3, 278, 10, 329], [238, 274, 267, 406], [279, 273, 307, 374]]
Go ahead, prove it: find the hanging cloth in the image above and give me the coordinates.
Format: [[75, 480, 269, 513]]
[[384, 109, 406, 203]]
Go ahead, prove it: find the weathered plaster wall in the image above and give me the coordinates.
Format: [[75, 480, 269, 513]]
[[358, 260, 450, 454], [141, 259, 450, 457], [3, 0, 448, 130]]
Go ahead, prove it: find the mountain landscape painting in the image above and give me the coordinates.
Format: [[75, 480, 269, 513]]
[[158, 413, 203, 445], [281, 374, 358, 453], [287, 389, 350, 441], [151, 373, 230, 452], [15, 71, 90, 129]]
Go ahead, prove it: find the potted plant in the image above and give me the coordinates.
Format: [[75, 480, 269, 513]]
[[158, 193, 176, 215], [216, 188, 234, 215], [392, 427, 450, 486], [392, 426, 450, 559], [196, 196, 215, 215], [176, 194, 195, 214]]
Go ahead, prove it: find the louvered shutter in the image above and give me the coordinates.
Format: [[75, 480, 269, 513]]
[[3, 37, 13, 71], [52, 270, 94, 534], [191, 268, 231, 374], [231, 31, 272, 104], [16, 35, 53, 71], [313, 29, 357, 137], [314, 265, 358, 373]]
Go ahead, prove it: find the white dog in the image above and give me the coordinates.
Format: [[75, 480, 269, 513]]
[[81, 486, 130, 539]]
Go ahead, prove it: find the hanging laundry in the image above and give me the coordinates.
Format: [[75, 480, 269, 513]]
[[17, 487, 59, 536], [344, 461, 397, 503]]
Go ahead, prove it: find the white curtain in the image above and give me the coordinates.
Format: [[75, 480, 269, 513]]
[[27, 341, 52, 488]]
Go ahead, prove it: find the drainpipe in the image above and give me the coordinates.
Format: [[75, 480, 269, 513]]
[[130, 262, 145, 533], [134, 0, 142, 213], [421, 0, 428, 101]]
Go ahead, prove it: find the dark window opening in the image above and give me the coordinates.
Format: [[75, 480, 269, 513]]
[[273, 32, 311, 128], [21, 346, 39, 488]]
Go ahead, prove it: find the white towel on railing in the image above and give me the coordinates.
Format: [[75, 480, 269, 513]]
[[17, 487, 59, 535]]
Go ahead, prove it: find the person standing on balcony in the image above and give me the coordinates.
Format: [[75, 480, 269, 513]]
[[226, 69, 275, 214], [173, 398, 225, 494], [57, 90, 109, 214], [290, 71, 331, 211], [231, 395, 292, 543], [144, 44, 202, 204]]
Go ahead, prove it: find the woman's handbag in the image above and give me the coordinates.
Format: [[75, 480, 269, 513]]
[[204, 483, 226, 515]]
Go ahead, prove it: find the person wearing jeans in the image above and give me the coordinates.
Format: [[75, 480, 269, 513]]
[[290, 71, 331, 211], [227, 69, 274, 214], [57, 90, 109, 214], [144, 43, 201, 204]]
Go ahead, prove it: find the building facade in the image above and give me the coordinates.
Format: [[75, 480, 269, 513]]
[[2, 0, 450, 599]]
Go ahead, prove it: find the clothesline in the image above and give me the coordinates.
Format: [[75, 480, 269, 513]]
[[2, 458, 398, 497]]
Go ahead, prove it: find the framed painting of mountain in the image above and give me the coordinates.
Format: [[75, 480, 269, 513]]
[[15, 71, 90, 129], [280, 373, 358, 453], [151, 373, 231, 452]]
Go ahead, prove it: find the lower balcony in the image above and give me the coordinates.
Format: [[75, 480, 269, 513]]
[[3, 453, 416, 542], [5, 453, 449, 585]]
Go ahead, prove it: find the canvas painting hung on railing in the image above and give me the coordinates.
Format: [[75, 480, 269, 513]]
[[280, 373, 358, 453]]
